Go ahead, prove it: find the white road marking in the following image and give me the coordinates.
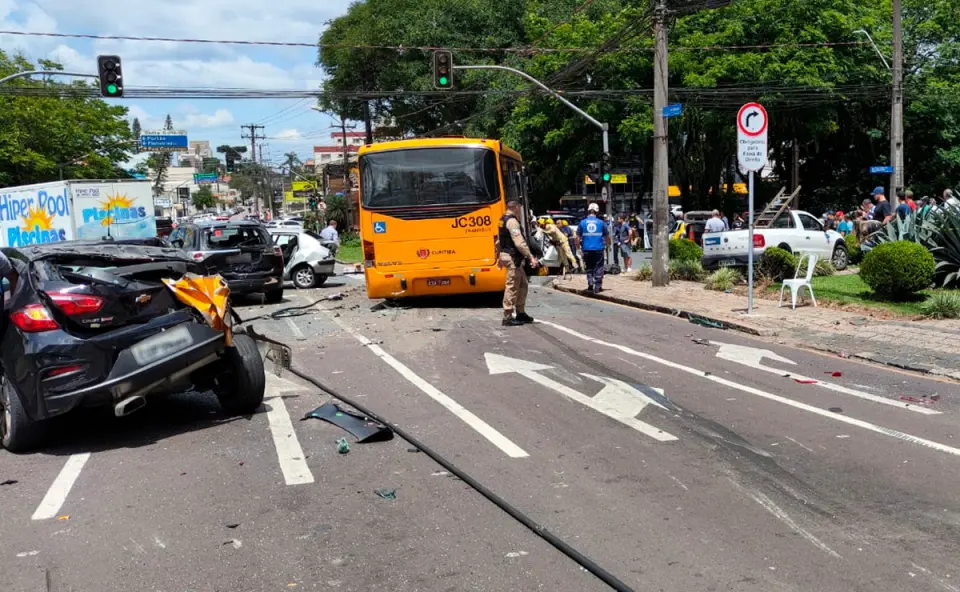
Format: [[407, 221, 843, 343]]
[[713, 341, 941, 415], [727, 477, 841, 559], [284, 317, 305, 339], [32, 453, 90, 521], [153, 536, 166, 549], [348, 335, 528, 458], [537, 320, 960, 459], [264, 393, 314, 485], [669, 475, 689, 491], [785, 436, 815, 453], [16, 550, 39, 557]]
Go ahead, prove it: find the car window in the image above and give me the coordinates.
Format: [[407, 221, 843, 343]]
[[273, 234, 295, 247], [202, 226, 269, 249], [799, 213, 824, 232], [772, 213, 795, 229], [183, 227, 196, 248]]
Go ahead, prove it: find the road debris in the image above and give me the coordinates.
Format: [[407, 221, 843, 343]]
[[900, 396, 935, 405], [302, 402, 394, 443], [374, 488, 397, 500], [825, 371, 842, 377], [226, 523, 240, 529], [0, 479, 17, 486], [223, 539, 243, 549], [691, 338, 710, 345], [505, 551, 529, 558], [828, 407, 843, 413], [337, 438, 351, 454], [57, 515, 69, 521], [794, 378, 817, 384]]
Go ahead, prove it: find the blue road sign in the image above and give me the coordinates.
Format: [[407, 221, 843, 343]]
[[139, 134, 189, 150], [663, 104, 683, 118], [373, 221, 387, 234], [193, 173, 219, 184], [870, 165, 894, 174]]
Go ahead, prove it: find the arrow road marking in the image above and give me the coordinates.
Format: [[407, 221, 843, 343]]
[[712, 341, 941, 415], [485, 353, 677, 442], [536, 320, 960, 459]]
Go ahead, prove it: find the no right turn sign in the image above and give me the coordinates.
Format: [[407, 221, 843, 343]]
[[737, 103, 768, 172]]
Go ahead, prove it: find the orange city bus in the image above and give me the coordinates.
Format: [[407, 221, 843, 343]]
[[357, 137, 530, 299]]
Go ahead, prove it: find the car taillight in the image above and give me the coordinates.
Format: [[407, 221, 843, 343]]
[[753, 234, 765, 248], [45, 365, 84, 378], [48, 292, 104, 316], [10, 304, 59, 332], [363, 240, 375, 265], [188, 251, 205, 261]]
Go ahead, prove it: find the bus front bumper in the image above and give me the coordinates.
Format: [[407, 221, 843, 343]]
[[365, 266, 507, 299]]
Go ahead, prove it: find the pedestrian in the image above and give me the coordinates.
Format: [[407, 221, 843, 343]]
[[895, 192, 912, 221], [319, 219, 340, 255], [704, 209, 726, 234], [579, 203, 610, 293], [871, 187, 893, 224], [559, 220, 582, 272], [838, 214, 853, 236], [904, 189, 917, 212], [495, 200, 538, 327], [611, 216, 623, 267], [614, 214, 632, 272], [543, 218, 575, 277], [731, 213, 746, 230]]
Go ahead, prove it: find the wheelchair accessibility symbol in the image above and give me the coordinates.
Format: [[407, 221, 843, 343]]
[[373, 221, 387, 234]]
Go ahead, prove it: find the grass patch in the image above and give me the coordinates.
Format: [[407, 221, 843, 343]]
[[767, 273, 958, 316], [338, 244, 363, 263]]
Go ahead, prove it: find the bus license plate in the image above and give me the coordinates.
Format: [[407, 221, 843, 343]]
[[427, 278, 451, 287]]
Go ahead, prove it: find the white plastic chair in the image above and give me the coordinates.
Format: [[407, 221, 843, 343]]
[[779, 252, 818, 309]]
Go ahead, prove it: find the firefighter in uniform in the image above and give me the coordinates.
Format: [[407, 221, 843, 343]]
[[543, 218, 575, 278], [496, 200, 539, 326]]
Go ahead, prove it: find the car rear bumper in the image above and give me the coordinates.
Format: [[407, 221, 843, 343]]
[[311, 259, 336, 276], [365, 265, 507, 299], [702, 254, 752, 270], [223, 274, 283, 294], [37, 323, 227, 419]]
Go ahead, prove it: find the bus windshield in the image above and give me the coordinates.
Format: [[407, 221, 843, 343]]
[[360, 147, 501, 209]]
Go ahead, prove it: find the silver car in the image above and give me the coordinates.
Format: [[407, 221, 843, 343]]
[[268, 228, 336, 289]]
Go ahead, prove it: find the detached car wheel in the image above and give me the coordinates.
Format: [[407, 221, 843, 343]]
[[292, 265, 316, 289], [1, 379, 46, 453], [215, 334, 266, 415]]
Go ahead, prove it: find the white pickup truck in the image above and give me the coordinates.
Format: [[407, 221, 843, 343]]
[[701, 209, 849, 271]]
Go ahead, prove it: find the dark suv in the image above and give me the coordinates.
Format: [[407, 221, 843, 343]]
[[167, 220, 284, 303]]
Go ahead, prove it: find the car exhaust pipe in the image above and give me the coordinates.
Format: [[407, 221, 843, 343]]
[[115, 396, 146, 417]]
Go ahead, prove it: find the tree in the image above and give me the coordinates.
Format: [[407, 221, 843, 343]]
[[131, 117, 142, 153], [147, 114, 175, 196], [0, 51, 136, 186], [192, 186, 215, 210]]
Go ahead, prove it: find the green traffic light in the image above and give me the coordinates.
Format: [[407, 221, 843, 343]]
[[603, 173, 611, 182], [106, 83, 118, 94], [439, 76, 448, 86]]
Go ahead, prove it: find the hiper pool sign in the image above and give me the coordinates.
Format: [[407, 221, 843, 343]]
[[737, 103, 768, 172]]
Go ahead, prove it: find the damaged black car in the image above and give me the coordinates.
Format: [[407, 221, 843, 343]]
[[0, 241, 266, 452]]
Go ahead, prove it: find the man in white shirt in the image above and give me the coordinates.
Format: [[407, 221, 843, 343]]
[[704, 210, 726, 234], [319, 220, 340, 255]]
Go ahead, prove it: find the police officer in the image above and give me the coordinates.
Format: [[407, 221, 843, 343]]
[[496, 200, 538, 326], [578, 203, 609, 293]]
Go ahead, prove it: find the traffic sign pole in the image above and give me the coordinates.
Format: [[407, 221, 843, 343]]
[[736, 102, 769, 315]]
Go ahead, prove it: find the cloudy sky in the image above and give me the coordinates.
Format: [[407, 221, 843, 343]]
[[0, 0, 356, 166]]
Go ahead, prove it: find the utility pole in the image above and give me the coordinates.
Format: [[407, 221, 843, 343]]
[[241, 123, 266, 217], [651, 0, 670, 287], [890, 0, 904, 208], [340, 116, 350, 195]]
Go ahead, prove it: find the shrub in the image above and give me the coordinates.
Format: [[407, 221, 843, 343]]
[[634, 264, 653, 281], [669, 259, 705, 281], [860, 241, 936, 299], [340, 231, 361, 247], [921, 291, 960, 319], [704, 267, 742, 291], [845, 233, 862, 265], [760, 247, 798, 280], [669, 239, 702, 262], [798, 258, 836, 277]]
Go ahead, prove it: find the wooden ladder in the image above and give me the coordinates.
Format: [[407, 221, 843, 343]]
[[754, 186, 801, 228]]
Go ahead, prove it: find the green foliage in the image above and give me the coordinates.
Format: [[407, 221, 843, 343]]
[[845, 232, 862, 265], [192, 186, 215, 210], [324, 195, 349, 227], [920, 291, 960, 320], [340, 231, 361, 247], [924, 200, 960, 288], [669, 259, 705, 282], [798, 258, 837, 277], [302, 211, 321, 233], [633, 263, 653, 281], [760, 247, 798, 281], [860, 241, 936, 299], [0, 51, 135, 186], [668, 238, 703, 262], [704, 267, 741, 291]]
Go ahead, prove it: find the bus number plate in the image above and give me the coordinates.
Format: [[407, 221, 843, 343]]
[[427, 278, 451, 287]]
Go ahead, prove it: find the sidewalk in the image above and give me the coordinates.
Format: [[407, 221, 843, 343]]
[[553, 275, 960, 381]]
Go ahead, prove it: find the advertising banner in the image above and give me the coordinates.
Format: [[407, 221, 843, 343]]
[[0, 183, 74, 247], [73, 181, 157, 241]]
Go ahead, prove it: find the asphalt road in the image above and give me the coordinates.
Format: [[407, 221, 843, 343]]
[[2, 271, 959, 592]]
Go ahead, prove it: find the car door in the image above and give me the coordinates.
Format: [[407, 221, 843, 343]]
[[797, 212, 832, 258]]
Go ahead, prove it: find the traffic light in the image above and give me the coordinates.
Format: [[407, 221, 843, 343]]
[[601, 153, 612, 183], [97, 55, 123, 98], [225, 153, 236, 173], [309, 196, 317, 209], [433, 50, 453, 89]]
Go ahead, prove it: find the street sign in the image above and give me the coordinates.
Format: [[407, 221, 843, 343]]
[[139, 130, 189, 152], [870, 165, 894, 174], [193, 173, 218, 184], [662, 104, 683, 118], [155, 197, 172, 207], [737, 103, 768, 172]]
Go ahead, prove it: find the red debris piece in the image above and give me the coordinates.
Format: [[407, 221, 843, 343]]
[[794, 379, 817, 384], [825, 371, 842, 377]]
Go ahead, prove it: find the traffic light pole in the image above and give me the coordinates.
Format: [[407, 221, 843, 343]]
[[0, 70, 99, 85], [454, 64, 612, 217]]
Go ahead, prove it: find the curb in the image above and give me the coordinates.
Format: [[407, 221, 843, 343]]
[[553, 283, 960, 382], [552, 284, 771, 336]]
